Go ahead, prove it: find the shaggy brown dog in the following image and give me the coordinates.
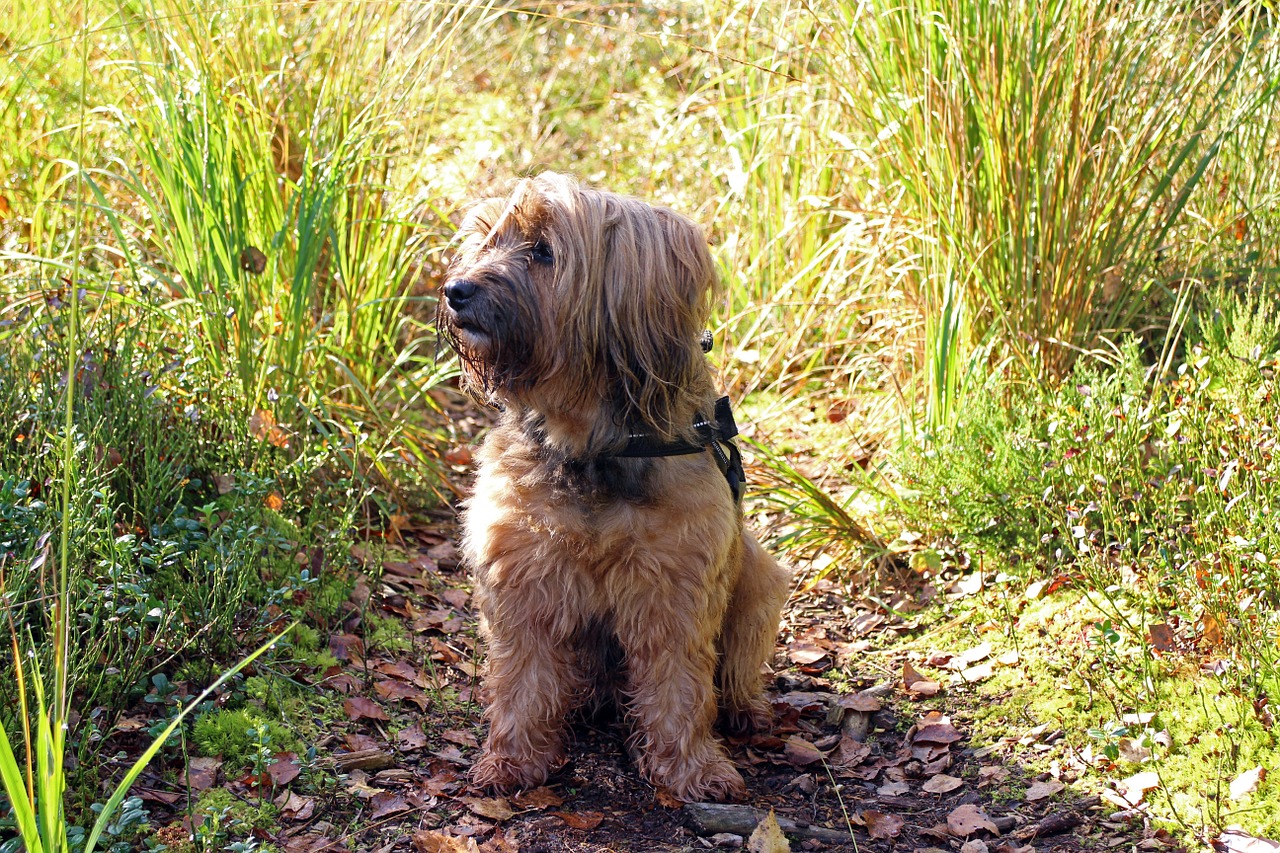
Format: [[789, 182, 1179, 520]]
[[437, 173, 789, 802]]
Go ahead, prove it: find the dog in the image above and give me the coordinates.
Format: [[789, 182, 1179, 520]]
[[437, 173, 789, 802]]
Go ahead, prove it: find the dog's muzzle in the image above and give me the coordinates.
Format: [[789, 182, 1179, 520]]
[[444, 278, 478, 312]]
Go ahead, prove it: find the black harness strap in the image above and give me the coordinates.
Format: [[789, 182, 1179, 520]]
[[613, 395, 747, 505]]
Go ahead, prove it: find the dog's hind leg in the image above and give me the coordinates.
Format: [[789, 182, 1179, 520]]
[[717, 532, 789, 734]]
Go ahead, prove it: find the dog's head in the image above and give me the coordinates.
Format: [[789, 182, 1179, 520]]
[[438, 173, 719, 440]]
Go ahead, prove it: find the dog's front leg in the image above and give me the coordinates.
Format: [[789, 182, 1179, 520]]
[[613, 568, 747, 802], [472, 572, 588, 792]]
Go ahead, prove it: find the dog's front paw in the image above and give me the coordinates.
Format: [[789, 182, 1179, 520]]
[[471, 749, 551, 793], [659, 755, 747, 803]]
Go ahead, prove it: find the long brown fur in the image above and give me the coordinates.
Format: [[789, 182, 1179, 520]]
[[437, 173, 789, 802]]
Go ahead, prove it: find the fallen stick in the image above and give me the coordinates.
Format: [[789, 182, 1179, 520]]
[[683, 803, 854, 844]]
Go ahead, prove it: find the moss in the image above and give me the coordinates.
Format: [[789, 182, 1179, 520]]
[[192, 708, 303, 773], [954, 586, 1280, 839], [192, 787, 280, 836], [365, 611, 412, 654]]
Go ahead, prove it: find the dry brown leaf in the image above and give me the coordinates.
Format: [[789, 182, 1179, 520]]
[[370, 791, 411, 820], [835, 736, 872, 767], [914, 718, 965, 746], [343, 696, 389, 721], [1148, 623, 1175, 651], [922, 774, 964, 794], [276, 790, 316, 821], [1118, 737, 1152, 763], [784, 736, 826, 767], [412, 830, 481, 853], [396, 723, 429, 751], [185, 756, 221, 791], [959, 642, 993, 665], [1025, 778, 1065, 801], [837, 692, 882, 713], [864, 811, 905, 840], [466, 797, 515, 821], [960, 841, 990, 853], [787, 641, 829, 666], [904, 661, 942, 697], [512, 787, 565, 810], [266, 752, 302, 786], [1201, 613, 1225, 647], [947, 803, 999, 837], [978, 766, 1009, 787], [551, 811, 605, 830]]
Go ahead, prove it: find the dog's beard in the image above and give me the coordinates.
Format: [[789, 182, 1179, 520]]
[[436, 274, 541, 402]]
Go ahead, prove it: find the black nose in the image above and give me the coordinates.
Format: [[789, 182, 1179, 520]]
[[444, 279, 477, 310]]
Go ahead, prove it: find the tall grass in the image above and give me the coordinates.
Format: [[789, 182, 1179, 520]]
[[819, 0, 1280, 425]]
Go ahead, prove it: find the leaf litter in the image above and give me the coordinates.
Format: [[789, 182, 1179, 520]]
[[95, 490, 1145, 851]]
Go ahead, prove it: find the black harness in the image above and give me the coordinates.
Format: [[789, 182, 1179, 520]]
[[611, 330, 747, 505], [613, 395, 747, 505]]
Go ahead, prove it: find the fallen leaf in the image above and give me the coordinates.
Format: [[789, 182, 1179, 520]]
[[784, 736, 826, 767], [344, 696, 390, 721], [948, 803, 999, 837], [837, 692, 882, 713], [1201, 614, 1225, 647], [877, 781, 910, 796], [960, 663, 995, 683], [923, 774, 964, 794], [371, 791, 411, 819], [747, 809, 791, 852], [997, 650, 1020, 666], [864, 811, 905, 840], [466, 797, 514, 821], [276, 790, 316, 821], [1116, 770, 1160, 806], [978, 766, 1009, 787], [961, 841, 990, 853], [512, 787, 564, 810], [396, 724, 429, 751], [442, 729, 480, 749], [444, 446, 474, 466], [904, 661, 942, 697], [1214, 829, 1280, 853], [412, 830, 481, 853], [1026, 778, 1065, 801], [1148, 622, 1175, 651], [959, 643, 993, 665], [1229, 766, 1265, 801], [1118, 737, 1152, 764], [551, 811, 605, 831], [787, 641, 829, 666], [914, 717, 965, 746], [266, 752, 302, 786], [185, 756, 221, 791], [834, 736, 872, 767], [240, 246, 267, 275]]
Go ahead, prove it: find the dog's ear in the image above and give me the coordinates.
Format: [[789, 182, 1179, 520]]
[[597, 200, 718, 438]]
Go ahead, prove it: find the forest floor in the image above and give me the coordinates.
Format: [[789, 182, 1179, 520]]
[[112, 505, 1176, 853]]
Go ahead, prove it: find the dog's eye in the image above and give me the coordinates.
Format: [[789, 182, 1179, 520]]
[[530, 241, 554, 265]]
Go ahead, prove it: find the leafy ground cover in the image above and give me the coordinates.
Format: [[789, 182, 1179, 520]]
[[4, 0, 1280, 850]]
